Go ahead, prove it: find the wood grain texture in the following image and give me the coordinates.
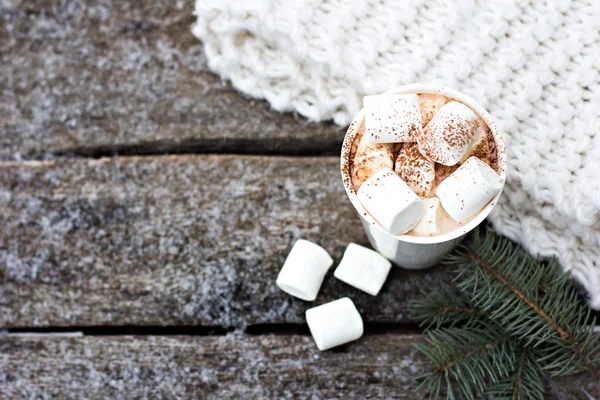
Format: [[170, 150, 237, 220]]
[[0, 334, 427, 399], [0, 0, 341, 160], [0, 155, 453, 328], [1, 334, 597, 399]]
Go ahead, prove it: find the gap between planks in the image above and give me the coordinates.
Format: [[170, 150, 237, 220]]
[[6, 138, 344, 162], [50, 137, 344, 160], [3, 323, 423, 337]]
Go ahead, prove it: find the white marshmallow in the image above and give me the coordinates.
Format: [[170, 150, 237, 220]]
[[351, 125, 395, 189], [364, 94, 423, 143], [412, 197, 444, 237], [276, 239, 333, 301], [418, 101, 482, 166], [306, 297, 364, 351], [394, 142, 436, 198], [357, 168, 424, 235], [333, 243, 392, 296], [436, 157, 503, 223]]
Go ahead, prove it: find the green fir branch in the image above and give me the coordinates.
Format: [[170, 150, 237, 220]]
[[485, 346, 545, 400], [412, 228, 600, 399], [414, 325, 516, 400], [411, 283, 488, 329], [446, 229, 600, 376]]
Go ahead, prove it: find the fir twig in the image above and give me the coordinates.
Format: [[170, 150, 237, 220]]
[[466, 251, 565, 338], [446, 230, 600, 376], [414, 325, 516, 400], [485, 347, 545, 400], [413, 228, 600, 399], [411, 283, 488, 329]]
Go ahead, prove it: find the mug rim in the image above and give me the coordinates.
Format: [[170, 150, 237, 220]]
[[340, 84, 507, 244]]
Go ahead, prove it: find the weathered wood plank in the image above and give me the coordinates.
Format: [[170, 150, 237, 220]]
[[0, 155, 453, 328], [0, 0, 341, 160], [1, 334, 597, 399], [2, 334, 426, 399]]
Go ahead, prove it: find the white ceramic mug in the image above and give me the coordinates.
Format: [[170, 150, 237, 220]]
[[340, 84, 507, 269]]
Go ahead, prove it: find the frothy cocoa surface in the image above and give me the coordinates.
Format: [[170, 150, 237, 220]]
[[419, 94, 447, 126], [348, 93, 500, 237], [434, 163, 459, 187], [459, 125, 490, 165], [484, 124, 499, 172]]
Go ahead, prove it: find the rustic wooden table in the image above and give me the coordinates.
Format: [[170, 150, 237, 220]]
[[1, 1, 599, 398]]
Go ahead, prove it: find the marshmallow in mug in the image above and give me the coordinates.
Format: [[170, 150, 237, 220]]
[[351, 125, 395, 189], [334, 243, 392, 296], [436, 157, 503, 223], [418, 101, 482, 166], [276, 239, 333, 301], [357, 168, 424, 235], [394, 142, 436, 198], [364, 94, 423, 143], [306, 297, 364, 351], [412, 197, 445, 237]]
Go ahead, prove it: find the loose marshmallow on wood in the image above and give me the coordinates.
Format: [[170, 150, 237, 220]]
[[364, 94, 423, 143], [276, 239, 333, 301], [436, 157, 503, 223], [412, 197, 445, 237], [357, 168, 424, 235], [418, 101, 482, 166], [419, 94, 447, 126], [394, 143, 436, 198], [351, 124, 395, 190], [333, 243, 392, 296], [306, 297, 364, 351]]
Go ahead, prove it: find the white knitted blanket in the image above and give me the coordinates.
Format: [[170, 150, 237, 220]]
[[193, 0, 600, 309]]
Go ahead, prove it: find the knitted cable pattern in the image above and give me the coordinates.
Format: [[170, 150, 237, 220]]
[[192, 0, 600, 309]]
